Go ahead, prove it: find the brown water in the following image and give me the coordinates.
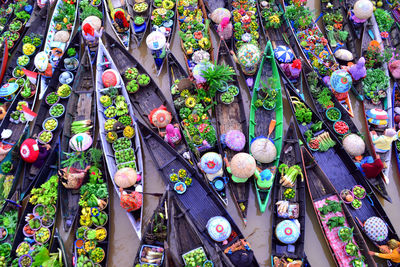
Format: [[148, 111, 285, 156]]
[[57, 0, 400, 266]]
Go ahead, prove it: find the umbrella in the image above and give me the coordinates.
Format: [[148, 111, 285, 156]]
[[207, 216, 232, 242], [275, 220, 300, 244], [0, 83, 19, 97], [343, 134, 365, 157], [146, 31, 166, 50], [363, 216, 388, 242], [250, 137, 277, 163], [200, 152, 222, 174], [210, 8, 231, 24], [274, 45, 294, 63], [237, 44, 261, 68], [102, 69, 120, 88], [354, 0, 373, 20], [230, 153, 256, 179], [366, 108, 388, 120], [330, 69, 352, 93], [149, 106, 172, 128], [225, 130, 246, 151], [69, 133, 93, 152], [193, 61, 213, 84]]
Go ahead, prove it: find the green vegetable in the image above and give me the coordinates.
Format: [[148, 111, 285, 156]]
[[318, 199, 342, 217], [278, 164, 303, 187], [326, 216, 345, 231], [29, 175, 58, 206], [310, 121, 323, 132], [291, 97, 312, 124], [374, 8, 394, 32]]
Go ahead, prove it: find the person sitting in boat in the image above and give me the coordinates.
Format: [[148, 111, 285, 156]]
[[224, 239, 254, 267], [280, 59, 302, 80], [162, 124, 182, 148], [20, 138, 51, 169], [355, 155, 384, 179], [224, 153, 261, 183], [112, 9, 130, 33], [82, 22, 103, 49], [217, 17, 233, 40], [369, 239, 400, 264], [371, 128, 397, 153]]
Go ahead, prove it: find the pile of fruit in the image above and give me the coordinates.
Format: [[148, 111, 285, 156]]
[[124, 68, 151, 93], [182, 247, 207, 266], [231, 0, 260, 50], [352, 185, 366, 199]]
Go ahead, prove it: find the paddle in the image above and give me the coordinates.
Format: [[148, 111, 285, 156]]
[[267, 119, 276, 140], [123, 189, 164, 197]]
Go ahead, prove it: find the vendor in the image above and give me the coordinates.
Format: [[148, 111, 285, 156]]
[[33, 143, 51, 169], [369, 239, 400, 264], [20, 138, 51, 169], [371, 128, 397, 153], [355, 155, 384, 178]]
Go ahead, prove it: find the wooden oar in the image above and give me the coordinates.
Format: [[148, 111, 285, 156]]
[[267, 119, 276, 140]]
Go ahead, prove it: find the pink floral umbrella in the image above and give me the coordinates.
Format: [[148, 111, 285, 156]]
[[225, 130, 245, 151]]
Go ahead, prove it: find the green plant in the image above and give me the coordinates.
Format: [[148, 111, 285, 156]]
[[374, 8, 394, 32], [201, 63, 235, 98], [67, 48, 76, 57], [29, 175, 58, 206], [79, 0, 103, 20]]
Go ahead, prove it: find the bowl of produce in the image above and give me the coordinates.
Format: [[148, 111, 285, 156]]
[[125, 67, 138, 80], [338, 226, 353, 242], [42, 117, 58, 131], [29, 217, 41, 230], [137, 74, 150, 86], [203, 260, 214, 267], [90, 247, 105, 263], [0, 242, 11, 257], [351, 199, 362, 210], [344, 242, 359, 257], [95, 227, 107, 242], [127, 80, 139, 93], [174, 181, 186, 194], [308, 137, 320, 151], [221, 92, 234, 104], [140, 245, 164, 266], [352, 185, 366, 200], [76, 226, 88, 239], [112, 137, 132, 151], [41, 214, 54, 227], [45, 92, 59, 105], [57, 84, 72, 98], [22, 43, 36, 56], [59, 71, 74, 85], [227, 85, 239, 96], [12, 66, 25, 78], [115, 148, 135, 164], [134, 16, 145, 26], [92, 211, 108, 227], [103, 106, 117, 119], [100, 95, 112, 107], [9, 20, 22, 32], [0, 227, 7, 241], [333, 120, 349, 135], [33, 204, 45, 216], [326, 107, 341, 122], [64, 57, 79, 71], [32, 36, 42, 47], [340, 189, 354, 204], [84, 240, 96, 253], [18, 254, 32, 267], [22, 223, 35, 237], [34, 227, 50, 244], [38, 130, 53, 144], [17, 55, 30, 67], [182, 247, 207, 266], [133, 2, 149, 13], [351, 258, 366, 267], [49, 103, 65, 118], [16, 242, 31, 257]]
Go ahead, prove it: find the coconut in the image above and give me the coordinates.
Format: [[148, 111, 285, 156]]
[[250, 137, 277, 163], [83, 16, 102, 31], [343, 134, 365, 157], [334, 49, 354, 62], [54, 31, 70, 43]]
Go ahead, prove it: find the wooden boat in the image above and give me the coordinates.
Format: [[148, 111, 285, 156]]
[[103, 0, 130, 50], [281, 0, 355, 117], [71, 145, 110, 267], [50, 229, 69, 267], [20, 32, 81, 201], [271, 121, 307, 265], [299, 64, 391, 202], [393, 83, 400, 177], [103, 32, 191, 159], [149, 1, 175, 75], [133, 190, 169, 266], [165, 51, 228, 206], [301, 146, 377, 267], [176, 0, 214, 76], [0, 0, 15, 34], [136, 119, 260, 267], [343, 0, 364, 40], [203, 0, 229, 30], [59, 49, 96, 233], [249, 41, 283, 213], [39, 0, 79, 99], [320, 0, 358, 63], [10, 148, 60, 264], [127, 0, 151, 48], [215, 40, 249, 224], [96, 38, 144, 240], [0, 40, 7, 85], [258, 0, 304, 99], [78, 0, 105, 64], [284, 82, 400, 248], [358, 14, 394, 185], [0, 2, 49, 125]]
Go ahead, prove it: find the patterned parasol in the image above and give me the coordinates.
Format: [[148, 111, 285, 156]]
[[200, 152, 223, 174], [207, 216, 232, 242], [330, 69, 352, 93], [237, 44, 261, 68], [274, 45, 294, 63], [363, 217, 388, 242], [225, 130, 246, 151]]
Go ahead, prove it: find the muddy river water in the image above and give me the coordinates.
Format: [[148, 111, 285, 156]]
[[53, 0, 400, 266]]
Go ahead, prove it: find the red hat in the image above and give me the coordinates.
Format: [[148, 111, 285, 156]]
[[83, 23, 94, 37], [20, 138, 40, 163]]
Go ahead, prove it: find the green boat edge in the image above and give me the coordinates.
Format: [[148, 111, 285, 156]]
[[249, 41, 284, 213]]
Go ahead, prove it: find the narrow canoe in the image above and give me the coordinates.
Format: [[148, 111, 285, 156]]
[[128, 0, 152, 48], [249, 40, 283, 213], [103, 0, 130, 50], [96, 38, 144, 240], [343, 0, 364, 40]]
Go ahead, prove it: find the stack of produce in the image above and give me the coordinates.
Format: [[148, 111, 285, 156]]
[[74, 165, 109, 265], [231, 0, 260, 49], [9, 175, 59, 267], [0, 210, 18, 266], [124, 67, 150, 94]]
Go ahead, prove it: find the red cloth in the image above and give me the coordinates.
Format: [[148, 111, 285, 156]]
[[362, 159, 384, 179]]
